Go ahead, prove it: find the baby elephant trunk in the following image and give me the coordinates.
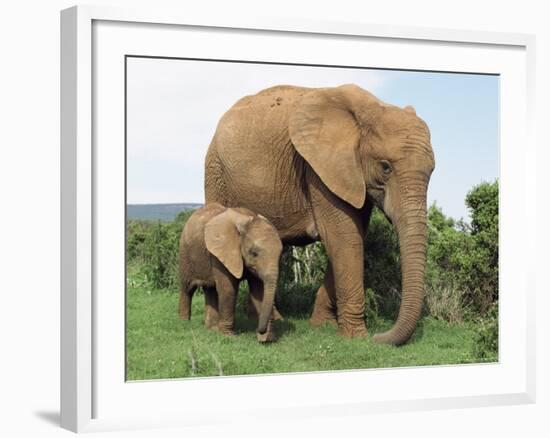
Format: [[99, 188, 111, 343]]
[[257, 273, 278, 336]]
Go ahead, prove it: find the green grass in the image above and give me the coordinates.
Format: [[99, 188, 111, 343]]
[[126, 264, 496, 381]]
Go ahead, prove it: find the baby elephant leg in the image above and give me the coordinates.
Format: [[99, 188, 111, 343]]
[[203, 287, 219, 330], [310, 262, 338, 327], [179, 286, 196, 320], [212, 260, 239, 336]]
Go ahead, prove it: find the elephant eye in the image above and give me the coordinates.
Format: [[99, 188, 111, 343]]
[[380, 160, 392, 175], [250, 248, 259, 258]]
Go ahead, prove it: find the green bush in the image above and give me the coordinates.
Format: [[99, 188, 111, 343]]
[[276, 244, 325, 316], [425, 203, 474, 320], [425, 181, 499, 317], [127, 209, 195, 290], [472, 301, 499, 361], [464, 181, 499, 311], [127, 221, 149, 261], [141, 221, 180, 289], [275, 282, 317, 318], [364, 208, 402, 320], [364, 288, 382, 327]]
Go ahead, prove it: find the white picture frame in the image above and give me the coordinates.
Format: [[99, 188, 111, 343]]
[[60, 4, 536, 433]]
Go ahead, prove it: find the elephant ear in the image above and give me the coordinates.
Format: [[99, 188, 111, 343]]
[[289, 86, 366, 209], [204, 209, 253, 278]]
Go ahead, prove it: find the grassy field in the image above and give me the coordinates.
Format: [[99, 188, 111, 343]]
[[126, 264, 495, 381]]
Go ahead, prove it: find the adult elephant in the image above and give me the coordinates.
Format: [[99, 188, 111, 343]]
[[204, 84, 435, 345]]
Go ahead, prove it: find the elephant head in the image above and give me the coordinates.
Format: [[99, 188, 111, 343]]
[[204, 208, 283, 336], [289, 84, 435, 345]]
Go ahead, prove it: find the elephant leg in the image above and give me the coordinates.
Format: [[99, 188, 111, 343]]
[[212, 260, 238, 336], [179, 285, 196, 320], [203, 287, 219, 330], [248, 276, 277, 342], [308, 173, 368, 338], [331, 243, 367, 338], [310, 262, 338, 327]]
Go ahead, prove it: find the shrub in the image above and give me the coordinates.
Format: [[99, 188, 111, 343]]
[[127, 209, 195, 290], [276, 244, 325, 316], [425, 203, 474, 319], [464, 181, 499, 312], [424, 283, 467, 323], [364, 288, 382, 327], [127, 220, 149, 261], [279, 243, 327, 287], [472, 301, 499, 361], [425, 181, 499, 318], [364, 208, 402, 320], [275, 282, 318, 318], [141, 221, 180, 289]]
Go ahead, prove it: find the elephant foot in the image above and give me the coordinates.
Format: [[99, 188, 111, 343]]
[[310, 316, 338, 328], [310, 290, 337, 327], [309, 303, 338, 327], [204, 317, 219, 330], [337, 323, 368, 338], [217, 328, 236, 336], [310, 307, 338, 327], [204, 308, 219, 329]]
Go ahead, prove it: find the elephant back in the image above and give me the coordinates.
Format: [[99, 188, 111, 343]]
[[203, 87, 318, 244]]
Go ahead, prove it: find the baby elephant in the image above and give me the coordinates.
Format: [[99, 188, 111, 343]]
[[179, 203, 283, 342]]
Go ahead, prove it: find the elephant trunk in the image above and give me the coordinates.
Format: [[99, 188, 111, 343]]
[[257, 273, 278, 335], [373, 191, 428, 346]]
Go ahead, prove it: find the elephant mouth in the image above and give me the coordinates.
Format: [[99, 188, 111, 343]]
[[369, 189, 384, 200], [366, 188, 385, 211]]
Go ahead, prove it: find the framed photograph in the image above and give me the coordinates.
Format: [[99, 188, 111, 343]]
[[61, 5, 536, 433]]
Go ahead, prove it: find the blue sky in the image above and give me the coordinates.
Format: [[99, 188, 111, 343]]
[[127, 58, 498, 221]]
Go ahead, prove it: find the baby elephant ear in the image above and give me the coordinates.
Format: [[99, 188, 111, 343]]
[[289, 86, 366, 209], [204, 209, 252, 278]]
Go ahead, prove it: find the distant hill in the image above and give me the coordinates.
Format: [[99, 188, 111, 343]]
[[127, 203, 203, 222]]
